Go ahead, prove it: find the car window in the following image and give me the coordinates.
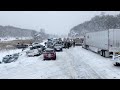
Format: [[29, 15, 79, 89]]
[[55, 44, 61, 46]]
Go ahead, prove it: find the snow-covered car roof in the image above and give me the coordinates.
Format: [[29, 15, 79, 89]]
[[32, 44, 44, 47]]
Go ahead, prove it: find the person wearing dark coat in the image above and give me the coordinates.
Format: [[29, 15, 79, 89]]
[[73, 41, 75, 47], [44, 42, 47, 46], [65, 42, 67, 49], [67, 42, 70, 49]]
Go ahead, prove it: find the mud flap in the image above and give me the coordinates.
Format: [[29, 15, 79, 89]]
[[114, 62, 120, 66]]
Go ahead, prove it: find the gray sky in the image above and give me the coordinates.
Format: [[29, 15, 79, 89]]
[[0, 11, 119, 35]]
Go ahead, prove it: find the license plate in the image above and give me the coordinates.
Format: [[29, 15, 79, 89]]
[[48, 54, 51, 58]]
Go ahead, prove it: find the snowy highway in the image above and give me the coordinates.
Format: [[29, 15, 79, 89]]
[[0, 46, 120, 79]]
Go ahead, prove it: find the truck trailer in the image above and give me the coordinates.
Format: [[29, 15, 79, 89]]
[[82, 29, 120, 57], [74, 38, 83, 46]]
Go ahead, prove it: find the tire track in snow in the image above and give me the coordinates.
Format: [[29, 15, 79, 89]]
[[71, 47, 120, 79], [65, 49, 91, 79], [55, 49, 79, 79], [77, 47, 117, 79], [66, 47, 104, 79], [51, 51, 74, 79]]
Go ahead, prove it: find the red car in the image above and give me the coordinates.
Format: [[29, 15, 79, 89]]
[[43, 48, 56, 60]]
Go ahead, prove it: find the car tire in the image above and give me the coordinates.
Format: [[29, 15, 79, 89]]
[[53, 56, 56, 60], [53, 58, 56, 60]]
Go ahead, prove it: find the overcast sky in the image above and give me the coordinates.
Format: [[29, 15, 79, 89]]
[[0, 11, 119, 35]]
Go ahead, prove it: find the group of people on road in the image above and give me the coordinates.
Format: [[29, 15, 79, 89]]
[[63, 38, 76, 49], [44, 38, 76, 49]]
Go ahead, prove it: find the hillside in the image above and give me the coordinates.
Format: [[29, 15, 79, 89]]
[[0, 25, 37, 38], [68, 14, 120, 37]]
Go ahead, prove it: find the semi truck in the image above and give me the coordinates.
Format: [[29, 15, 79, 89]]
[[74, 38, 83, 46], [82, 29, 120, 57]]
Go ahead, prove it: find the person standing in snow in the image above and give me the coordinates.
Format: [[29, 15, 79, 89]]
[[73, 39, 75, 47], [68, 42, 70, 49], [44, 42, 47, 46], [65, 42, 67, 49]]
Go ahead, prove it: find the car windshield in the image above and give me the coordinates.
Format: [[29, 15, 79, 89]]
[[13, 54, 19, 56], [30, 46, 41, 50]]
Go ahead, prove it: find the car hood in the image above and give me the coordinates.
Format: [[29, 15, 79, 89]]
[[27, 49, 39, 53]]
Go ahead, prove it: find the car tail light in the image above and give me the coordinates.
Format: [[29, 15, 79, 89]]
[[44, 53, 48, 56]]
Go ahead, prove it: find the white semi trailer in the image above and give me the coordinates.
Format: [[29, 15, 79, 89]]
[[82, 29, 120, 57]]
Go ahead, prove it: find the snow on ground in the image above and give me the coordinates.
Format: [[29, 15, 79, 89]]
[[66, 47, 120, 79], [0, 45, 120, 79], [0, 51, 68, 79]]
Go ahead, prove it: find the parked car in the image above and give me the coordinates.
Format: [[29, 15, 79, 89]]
[[54, 44, 63, 51], [43, 48, 56, 60], [38, 44, 46, 51], [26, 45, 43, 57], [2, 53, 19, 63], [47, 41, 54, 48], [32, 43, 46, 51], [13, 53, 19, 59], [32, 42, 39, 46], [32, 44, 46, 51], [16, 44, 28, 49], [26, 49, 42, 57]]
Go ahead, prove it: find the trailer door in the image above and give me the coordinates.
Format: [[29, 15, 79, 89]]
[[109, 29, 120, 52]]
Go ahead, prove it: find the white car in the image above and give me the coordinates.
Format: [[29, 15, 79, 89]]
[[26, 45, 43, 57], [32, 42, 40, 46], [26, 49, 42, 57], [54, 44, 63, 51]]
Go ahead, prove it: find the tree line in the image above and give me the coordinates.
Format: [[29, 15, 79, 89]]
[[69, 13, 120, 37]]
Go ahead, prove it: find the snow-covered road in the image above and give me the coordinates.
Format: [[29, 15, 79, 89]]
[[0, 46, 120, 79]]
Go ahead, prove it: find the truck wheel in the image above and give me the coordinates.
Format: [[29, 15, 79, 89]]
[[85, 45, 89, 50], [102, 51, 105, 57]]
